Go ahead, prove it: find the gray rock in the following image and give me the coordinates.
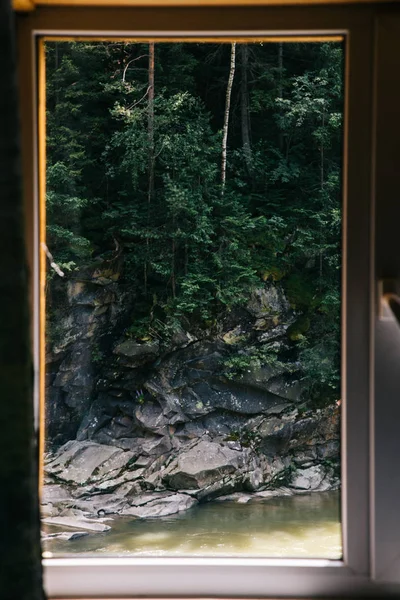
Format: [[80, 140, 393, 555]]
[[190, 380, 288, 415], [135, 401, 168, 434], [163, 440, 243, 490], [195, 476, 241, 501], [290, 418, 319, 445], [114, 340, 159, 364], [42, 516, 111, 532], [316, 440, 340, 460], [262, 456, 288, 485], [244, 468, 264, 491], [92, 448, 136, 481], [41, 503, 58, 517], [45, 441, 134, 485], [290, 465, 325, 491], [257, 418, 292, 456], [70, 494, 128, 515], [45, 261, 130, 447], [122, 492, 197, 518], [76, 406, 111, 441], [264, 378, 303, 402], [258, 323, 290, 341], [247, 286, 289, 319], [176, 412, 249, 440], [133, 453, 153, 467], [253, 487, 293, 499], [45, 440, 82, 468], [116, 481, 142, 498], [170, 328, 196, 349], [214, 492, 253, 503], [292, 449, 318, 465], [42, 530, 89, 541], [139, 436, 173, 457], [83, 468, 145, 494], [41, 484, 73, 504]]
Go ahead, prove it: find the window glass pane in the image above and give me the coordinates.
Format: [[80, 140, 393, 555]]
[[41, 39, 343, 559]]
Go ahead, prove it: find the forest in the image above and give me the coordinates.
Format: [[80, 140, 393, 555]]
[[46, 40, 342, 403], [42, 40, 343, 546]]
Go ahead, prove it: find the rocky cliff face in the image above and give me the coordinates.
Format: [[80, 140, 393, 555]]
[[43, 263, 340, 522], [45, 259, 131, 446]]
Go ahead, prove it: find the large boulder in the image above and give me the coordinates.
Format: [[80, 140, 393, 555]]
[[257, 417, 293, 457], [42, 515, 111, 532], [45, 441, 135, 485], [113, 340, 159, 366], [239, 368, 303, 401], [122, 492, 197, 518], [134, 400, 169, 434], [290, 465, 326, 491], [162, 440, 244, 490], [247, 286, 290, 319], [45, 261, 128, 448]]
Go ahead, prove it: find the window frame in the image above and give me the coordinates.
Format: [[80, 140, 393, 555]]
[[15, 3, 399, 597]]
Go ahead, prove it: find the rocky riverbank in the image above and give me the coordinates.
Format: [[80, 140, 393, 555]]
[[42, 401, 339, 535], [43, 262, 340, 537]]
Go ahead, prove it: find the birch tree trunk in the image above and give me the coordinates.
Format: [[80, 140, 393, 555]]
[[221, 42, 236, 193], [145, 42, 155, 295], [0, 0, 45, 598], [319, 109, 325, 286]]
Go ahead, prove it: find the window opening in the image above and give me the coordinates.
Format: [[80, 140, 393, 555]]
[[40, 37, 343, 559]]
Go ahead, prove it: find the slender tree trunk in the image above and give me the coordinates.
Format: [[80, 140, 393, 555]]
[[221, 42, 236, 194], [145, 42, 155, 295], [0, 1, 45, 598], [240, 44, 252, 177], [319, 110, 325, 286]]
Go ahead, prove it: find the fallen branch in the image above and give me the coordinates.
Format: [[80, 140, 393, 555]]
[[41, 243, 65, 277]]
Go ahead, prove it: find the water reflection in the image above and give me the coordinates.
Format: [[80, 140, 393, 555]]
[[43, 490, 341, 558]]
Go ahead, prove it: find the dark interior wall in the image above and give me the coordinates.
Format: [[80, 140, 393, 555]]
[[0, 0, 44, 598]]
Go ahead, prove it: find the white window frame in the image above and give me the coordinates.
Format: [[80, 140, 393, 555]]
[[15, 3, 400, 597]]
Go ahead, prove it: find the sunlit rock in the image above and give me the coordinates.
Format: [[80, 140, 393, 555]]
[[290, 465, 325, 491], [162, 440, 243, 490], [122, 492, 197, 518], [42, 516, 111, 532], [45, 441, 134, 485]]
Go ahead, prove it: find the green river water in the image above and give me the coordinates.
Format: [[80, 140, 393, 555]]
[[43, 490, 341, 559]]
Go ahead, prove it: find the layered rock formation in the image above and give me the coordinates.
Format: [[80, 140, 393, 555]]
[[43, 261, 340, 525]]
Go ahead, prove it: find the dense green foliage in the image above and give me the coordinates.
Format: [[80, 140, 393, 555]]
[[46, 40, 343, 404]]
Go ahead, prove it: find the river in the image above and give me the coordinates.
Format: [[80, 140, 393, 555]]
[[43, 490, 341, 559]]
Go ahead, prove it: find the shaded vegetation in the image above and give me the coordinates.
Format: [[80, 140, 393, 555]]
[[46, 40, 343, 404]]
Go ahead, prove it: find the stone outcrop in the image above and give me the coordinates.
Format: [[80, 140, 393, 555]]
[[46, 259, 131, 446], [44, 276, 340, 528], [42, 516, 111, 532], [45, 440, 136, 485], [43, 403, 339, 525], [122, 492, 197, 518], [162, 440, 244, 490]]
